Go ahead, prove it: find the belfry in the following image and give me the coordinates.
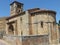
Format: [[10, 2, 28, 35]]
[[10, 1, 23, 16]]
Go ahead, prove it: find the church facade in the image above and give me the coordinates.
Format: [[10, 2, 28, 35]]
[[0, 1, 60, 45]]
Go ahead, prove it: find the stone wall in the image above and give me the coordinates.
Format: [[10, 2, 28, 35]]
[[0, 17, 7, 36], [31, 12, 56, 35], [0, 17, 6, 31], [22, 35, 49, 45], [3, 35, 49, 45]]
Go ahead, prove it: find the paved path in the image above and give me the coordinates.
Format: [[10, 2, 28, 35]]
[[0, 39, 9, 45]]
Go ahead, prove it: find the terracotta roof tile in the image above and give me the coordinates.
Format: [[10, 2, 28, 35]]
[[30, 9, 56, 14]]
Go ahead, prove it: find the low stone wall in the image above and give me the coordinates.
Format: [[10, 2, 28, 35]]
[[3, 35, 49, 45], [22, 35, 49, 45]]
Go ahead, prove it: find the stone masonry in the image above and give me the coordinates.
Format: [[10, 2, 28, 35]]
[[0, 1, 59, 45]]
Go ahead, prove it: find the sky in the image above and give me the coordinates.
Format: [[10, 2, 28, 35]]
[[0, 0, 60, 23]]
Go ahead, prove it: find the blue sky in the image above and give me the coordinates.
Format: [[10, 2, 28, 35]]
[[0, 0, 60, 23]]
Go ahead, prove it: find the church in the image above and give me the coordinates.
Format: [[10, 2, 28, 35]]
[[0, 1, 59, 45]]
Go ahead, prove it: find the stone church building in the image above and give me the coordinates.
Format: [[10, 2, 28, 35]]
[[0, 1, 59, 45]]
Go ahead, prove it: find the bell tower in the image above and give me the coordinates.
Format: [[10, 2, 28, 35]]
[[10, 1, 24, 16]]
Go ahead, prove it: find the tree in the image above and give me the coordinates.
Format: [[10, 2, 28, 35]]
[[58, 20, 60, 26], [59, 20, 60, 24]]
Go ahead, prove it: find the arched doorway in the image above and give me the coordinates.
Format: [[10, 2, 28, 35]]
[[8, 24, 14, 35]]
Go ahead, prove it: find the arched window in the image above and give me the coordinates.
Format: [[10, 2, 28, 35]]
[[8, 24, 14, 32], [20, 17, 22, 22], [53, 21, 55, 27], [41, 21, 43, 28]]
